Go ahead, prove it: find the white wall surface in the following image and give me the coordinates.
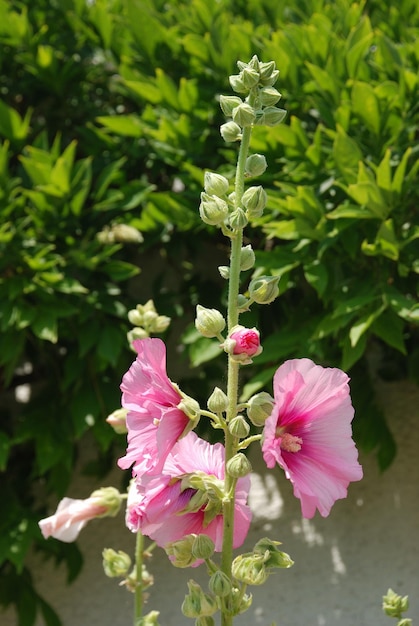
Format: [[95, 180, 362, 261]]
[[2, 378, 418, 626]]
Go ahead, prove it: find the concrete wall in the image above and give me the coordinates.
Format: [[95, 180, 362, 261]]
[[2, 377, 418, 626]]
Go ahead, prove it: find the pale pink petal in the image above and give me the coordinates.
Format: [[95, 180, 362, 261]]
[[39, 498, 107, 542]]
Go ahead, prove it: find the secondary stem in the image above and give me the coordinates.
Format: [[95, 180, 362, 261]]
[[134, 530, 144, 626]]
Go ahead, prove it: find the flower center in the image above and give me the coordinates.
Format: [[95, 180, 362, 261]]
[[279, 432, 303, 453]]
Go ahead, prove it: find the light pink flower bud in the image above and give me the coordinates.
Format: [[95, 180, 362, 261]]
[[39, 487, 122, 542], [229, 326, 261, 357]]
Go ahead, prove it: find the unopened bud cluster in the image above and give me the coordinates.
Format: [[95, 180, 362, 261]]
[[127, 299, 171, 344], [220, 56, 286, 135], [383, 589, 411, 625]]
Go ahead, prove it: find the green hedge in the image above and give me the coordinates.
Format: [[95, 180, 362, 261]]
[[0, 0, 418, 623]]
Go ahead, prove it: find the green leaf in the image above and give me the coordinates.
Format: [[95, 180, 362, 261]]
[[349, 304, 386, 348], [104, 260, 140, 281], [97, 325, 124, 366], [352, 81, 381, 135], [189, 337, 221, 367], [333, 125, 362, 183], [32, 311, 58, 343], [341, 332, 367, 370], [371, 311, 406, 354], [0, 431, 10, 471], [96, 115, 142, 137], [304, 260, 328, 296]]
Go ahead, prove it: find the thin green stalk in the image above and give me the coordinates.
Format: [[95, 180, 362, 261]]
[[134, 530, 144, 626], [221, 123, 253, 626]]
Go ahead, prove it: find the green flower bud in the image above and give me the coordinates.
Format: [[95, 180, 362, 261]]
[[232, 102, 256, 128], [237, 294, 251, 312], [245, 153, 267, 177], [242, 186, 267, 218], [259, 86, 282, 106], [165, 535, 197, 568], [199, 192, 229, 226], [182, 581, 218, 618], [240, 66, 260, 89], [248, 275, 280, 304], [247, 392, 274, 427], [192, 534, 215, 560], [89, 487, 123, 518], [195, 305, 226, 338], [141, 611, 160, 626], [195, 617, 215, 626], [228, 416, 250, 439], [127, 327, 149, 343], [219, 95, 243, 117], [111, 223, 143, 243], [383, 589, 410, 618], [259, 60, 276, 81], [207, 387, 228, 414], [226, 452, 252, 478], [259, 61, 280, 86], [240, 245, 255, 271], [253, 538, 294, 569], [209, 571, 232, 597], [220, 121, 242, 142], [256, 106, 287, 127], [204, 172, 229, 197], [102, 548, 131, 578], [177, 394, 201, 420], [153, 314, 171, 333], [218, 265, 230, 280], [127, 308, 144, 326], [229, 207, 248, 230], [231, 553, 268, 586], [106, 407, 128, 434], [228, 73, 248, 94], [238, 55, 260, 72]]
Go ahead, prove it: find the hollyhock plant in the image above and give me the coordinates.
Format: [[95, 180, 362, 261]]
[[39, 488, 122, 542], [118, 337, 194, 477], [126, 431, 252, 555], [262, 358, 363, 518]]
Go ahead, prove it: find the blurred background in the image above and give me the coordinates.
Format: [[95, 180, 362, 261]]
[[0, 0, 418, 624]]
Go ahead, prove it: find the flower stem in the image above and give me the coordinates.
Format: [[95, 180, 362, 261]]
[[134, 530, 144, 626], [221, 123, 252, 626]]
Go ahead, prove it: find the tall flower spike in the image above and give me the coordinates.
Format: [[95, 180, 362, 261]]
[[262, 358, 363, 518]]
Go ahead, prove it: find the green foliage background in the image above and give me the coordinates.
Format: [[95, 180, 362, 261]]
[[0, 0, 418, 623]]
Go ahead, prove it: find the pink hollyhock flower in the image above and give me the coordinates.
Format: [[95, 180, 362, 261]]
[[126, 431, 251, 556], [262, 358, 363, 518], [39, 488, 122, 542], [118, 338, 192, 477]]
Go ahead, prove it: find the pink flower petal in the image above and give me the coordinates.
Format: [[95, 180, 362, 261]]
[[118, 338, 190, 476], [262, 358, 362, 518]]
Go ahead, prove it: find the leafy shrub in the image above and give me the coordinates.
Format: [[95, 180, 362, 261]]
[[0, 0, 418, 623]]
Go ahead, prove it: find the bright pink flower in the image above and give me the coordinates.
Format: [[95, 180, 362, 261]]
[[39, 497, 108, 542], [126, 432, 252, 555], [118, 338, 190, 477], [230, 327, 261, 357], [262, 358, 362, 518]]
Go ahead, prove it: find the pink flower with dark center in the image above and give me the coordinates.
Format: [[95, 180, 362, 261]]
[[262, 358, 363, 518], [118, 338, 191, 477], [126, 431, 252, 556]]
